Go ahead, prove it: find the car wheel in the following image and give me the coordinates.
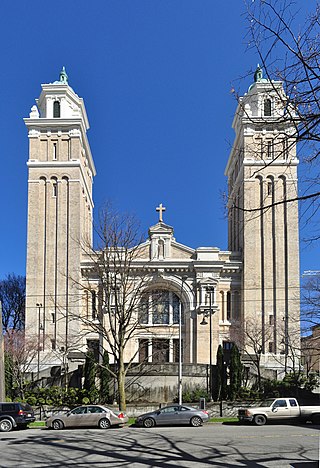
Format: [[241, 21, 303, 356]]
[[52, 419, 64, 430], [143, 417, 155, 428], [0, 419, 13, 432], [99, 418, 111, 429], [190, 416, 202, 427], [312, 414, 320, 425], [253, 414, 267, 426]]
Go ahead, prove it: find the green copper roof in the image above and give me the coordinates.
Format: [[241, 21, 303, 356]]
[[248, 64, 269, 91]]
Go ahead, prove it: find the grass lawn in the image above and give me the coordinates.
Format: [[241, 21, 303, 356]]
[[29, 421, 46, 427], [209, 417, 238, 423]]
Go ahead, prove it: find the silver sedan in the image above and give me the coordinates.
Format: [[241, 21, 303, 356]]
[[136, 405, 209, 428], [46, 405, 128, 430]]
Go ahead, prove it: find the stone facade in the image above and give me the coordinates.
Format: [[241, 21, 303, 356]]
[[24, 67, 300, 385], [225, 69, 300, 375]]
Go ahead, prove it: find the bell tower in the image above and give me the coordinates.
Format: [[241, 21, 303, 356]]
[[24, 68, 96, 372], [226, 66, 300, 375]]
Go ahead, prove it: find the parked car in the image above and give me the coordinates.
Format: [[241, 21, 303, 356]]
[[136, 405, 209, 427], [0, 402, 35, 432], [46, 405, 128, 430], [238, 397, 320, 426]]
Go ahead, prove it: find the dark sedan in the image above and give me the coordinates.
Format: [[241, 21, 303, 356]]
[[136, 405, 209, 428]]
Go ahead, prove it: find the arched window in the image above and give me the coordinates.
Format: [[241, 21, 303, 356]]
[[264, 99, 272, 116], [51, 177, 58, 197], [138, 290, 183, 325], [267, 176, 274, 197], [53, 100, 60, 118]]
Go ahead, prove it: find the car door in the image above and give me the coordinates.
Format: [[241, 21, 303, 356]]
[[288, 399, 300, 418], [177, 406, 192, 424], [66, 406, 88, 427], [86, 406, 107, 427], [156, 407, 180, 425], [270, 399, 290, 419]]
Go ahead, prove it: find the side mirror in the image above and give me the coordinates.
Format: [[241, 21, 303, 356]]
[[156, 411, 161, 415], [272, 406, 278, 412]]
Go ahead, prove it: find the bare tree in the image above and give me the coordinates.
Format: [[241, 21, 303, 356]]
[[301, 271, 320, 329], [236, 1, 320, 236], [300, 272, 320, 375], [0, 274, 25, 332], [4, 329, 38, 400], [73, 204, 156, 410], [231, 318, 274, 392]]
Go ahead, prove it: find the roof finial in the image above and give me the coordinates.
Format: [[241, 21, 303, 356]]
[[156, 203, 166, 223], [254, 64, 263, 82], [59, 66, 68, 84]]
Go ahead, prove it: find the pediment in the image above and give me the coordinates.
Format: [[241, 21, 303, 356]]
[[148, 222, 174, 236], [134, 238, 195, 260], [198, 277, 218, 286]]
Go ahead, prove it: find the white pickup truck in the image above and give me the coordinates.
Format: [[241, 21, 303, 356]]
[[238, 397, 320, 426]]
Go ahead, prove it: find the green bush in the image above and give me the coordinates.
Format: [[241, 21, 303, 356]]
[[174, 387, 209, 403]]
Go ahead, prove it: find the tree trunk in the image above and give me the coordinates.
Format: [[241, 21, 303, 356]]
[[117, 352, 126, 411]]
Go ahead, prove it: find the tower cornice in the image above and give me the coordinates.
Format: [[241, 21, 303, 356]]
[[24, 117, 96, 176]]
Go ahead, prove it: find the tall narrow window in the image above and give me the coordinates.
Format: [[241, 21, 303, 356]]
[[139, 339, 149, 363], [267, 181, 273, 196], [226, 291, 231, 321], [220, 291, 225, 321], [282, 138, 288, 159], [53, 143, 57, 160], [52, 181, 57, 197], [53, 101, 60, 118], [138, 294, 149, 324], [173, 339, 183, 363], [264, 99, 272, 116], [152, 291, 169, 324], [91, 290, 97, 320], [267, 140, 274, 159], [152, 339, 169, 363]]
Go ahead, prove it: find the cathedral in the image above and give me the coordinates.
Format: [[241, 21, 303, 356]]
[[24, 67, 300, 395]]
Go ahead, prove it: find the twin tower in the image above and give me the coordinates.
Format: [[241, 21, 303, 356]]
[[24, 67, 300, 377]]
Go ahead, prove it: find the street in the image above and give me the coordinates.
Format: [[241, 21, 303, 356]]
[[0, 423, 318, 467]]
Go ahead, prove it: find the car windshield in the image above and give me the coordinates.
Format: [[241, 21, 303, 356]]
[[258, 399, 275, 407]]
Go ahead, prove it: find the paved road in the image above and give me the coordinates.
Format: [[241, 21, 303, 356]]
[[0, 423, 318, 467]]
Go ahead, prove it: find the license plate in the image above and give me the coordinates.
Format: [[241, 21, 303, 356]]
[[27, 414, 32, 417]]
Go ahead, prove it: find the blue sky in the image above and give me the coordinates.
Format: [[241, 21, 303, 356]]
[[0, 0, 318, 279]]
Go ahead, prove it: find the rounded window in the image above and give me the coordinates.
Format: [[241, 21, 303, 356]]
[[139, 290, 183, 325]]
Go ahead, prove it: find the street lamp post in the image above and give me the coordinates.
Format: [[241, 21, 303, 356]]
[[200, 287, 214, 399], [178, 299, 182, 405], [178, 275, 188, 406], [36, 303, 42, 380]]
